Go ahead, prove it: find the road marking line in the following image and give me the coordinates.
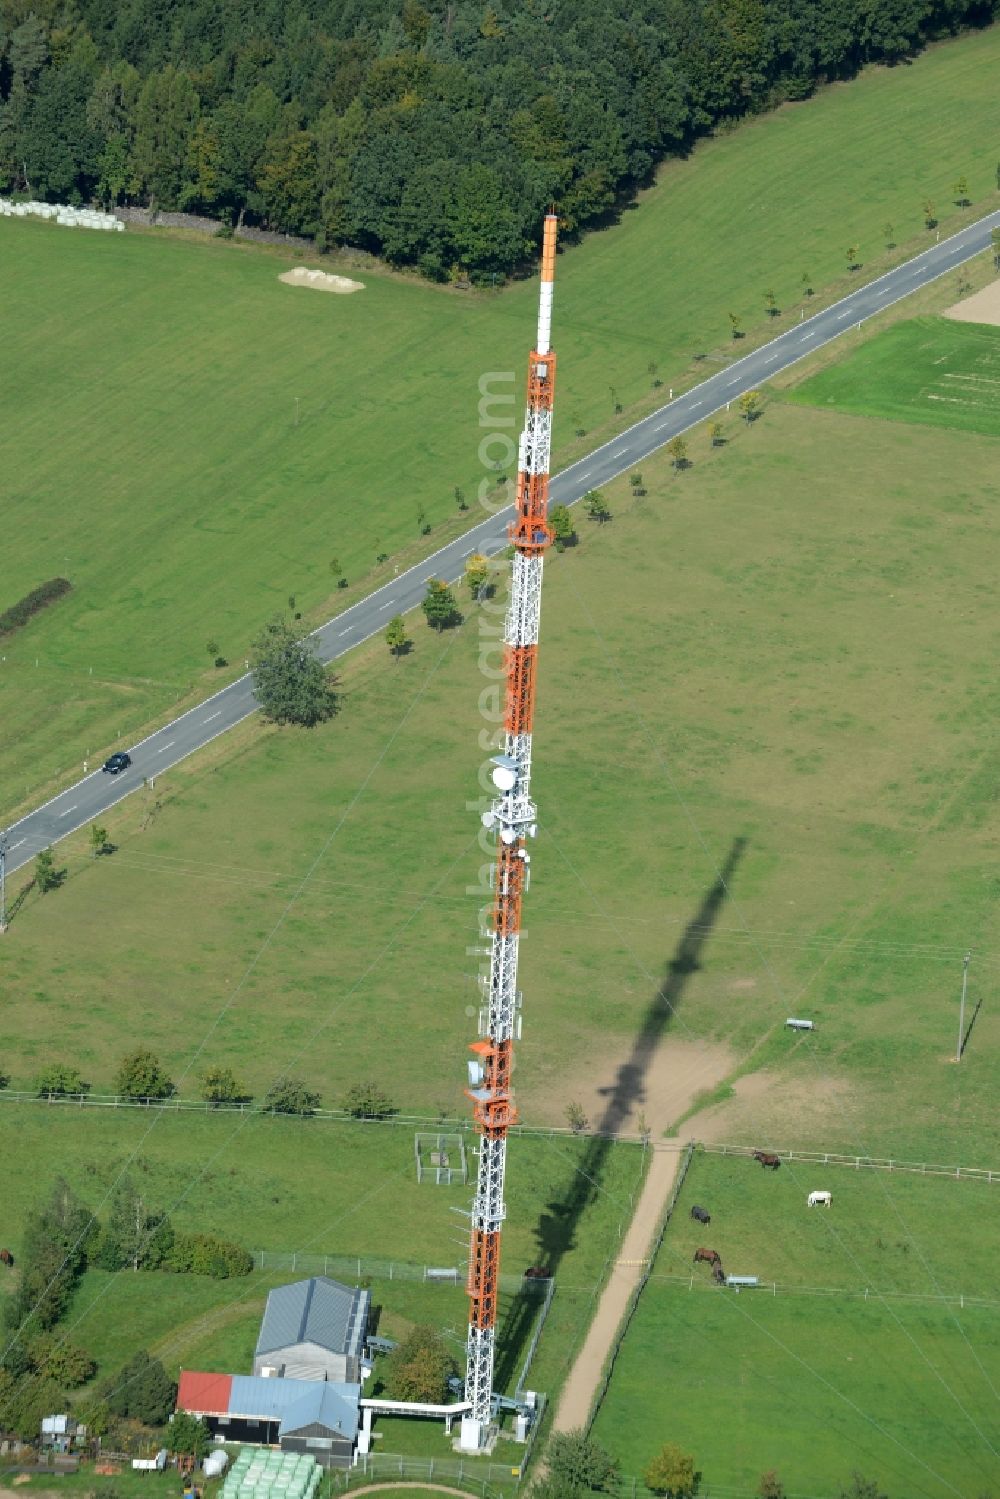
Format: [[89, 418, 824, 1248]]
[[836, 310, 851, 319], [338, 628, 352, 637], [727, 378, 740, 386], [203, 710, 222, 722], [689, 400, 703, 408], [801, 331, 817, 340], [654, 421, 671, 431], [58, 805, 77, 818], [379, 601, 395, 611], [156, 742, 175, 754], [764, 353, 779, 363], [10, 838, 25, 850]]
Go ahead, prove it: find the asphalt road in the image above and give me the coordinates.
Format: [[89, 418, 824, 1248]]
[[4, 209, 1000, 877]]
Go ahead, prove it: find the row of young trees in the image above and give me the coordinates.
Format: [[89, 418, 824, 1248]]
[[27, 1047, 395, 1117], [1, 0, 996, 279]]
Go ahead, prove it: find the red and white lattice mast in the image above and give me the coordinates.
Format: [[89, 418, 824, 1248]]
[[461, 215, 558, 1451]]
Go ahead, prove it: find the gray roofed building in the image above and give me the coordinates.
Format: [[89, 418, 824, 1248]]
[[254, 1278, 370, 1384]]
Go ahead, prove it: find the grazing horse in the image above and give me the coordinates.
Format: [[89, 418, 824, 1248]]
[[807, 1190, 832, 1208], [690, 1205, 711, 1224], [693, 1247, 721, 1267], [711, 1262, 726, 1285], [0, 1249, 12, 1267], [753, 1150, 781, 1170]]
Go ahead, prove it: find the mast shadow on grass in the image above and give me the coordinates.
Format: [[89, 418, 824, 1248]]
[[492, 836, 746, 1392]]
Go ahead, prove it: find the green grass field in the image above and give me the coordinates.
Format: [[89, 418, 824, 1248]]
[[4, 399, 999, 1162], [4, 22, 1000, 816], [790, 315, 1000, 434], [0, 1110, 644, 1411], [591, 1153, 1000, 1499]]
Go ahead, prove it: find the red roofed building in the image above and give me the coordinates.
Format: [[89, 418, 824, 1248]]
[[177, 1371, 233, 1418]]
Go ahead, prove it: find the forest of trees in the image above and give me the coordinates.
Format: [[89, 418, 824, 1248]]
[[1, 0, 997, 280]]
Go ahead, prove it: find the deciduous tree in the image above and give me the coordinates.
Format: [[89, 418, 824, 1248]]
[[549, 504, 576, 550], [263, 1078, 321, 1115], [115, 1048, 174, 1101], [201, 1066, 250, 1105], [421, 580, 461, 631], [385, 615, 409, 659], [35, 1063, 89, 1098], [384, 1325, 456, 1403], [251, 617, 336, 727], [644, 1443, 699, 1497], [548, 1431, 619, 1493]]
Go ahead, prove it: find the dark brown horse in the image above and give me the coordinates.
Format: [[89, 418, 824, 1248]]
[[693, 1247, 721, 1266], [523, 1265, 550, 1279], [753, 1151, 781, 1170], [0, 1249, 13, 1267]]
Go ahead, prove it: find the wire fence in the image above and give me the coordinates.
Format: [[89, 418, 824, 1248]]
[[250, 1249, 552, 1299], [701, 1140, 1000, 1183], [641, 1269, 1000, 1311], [334, 1452, 522, 1492], [0, 1090, 644, 1143], [585, 1141, 696, 1432], [6, 1090, 1000, 1185]]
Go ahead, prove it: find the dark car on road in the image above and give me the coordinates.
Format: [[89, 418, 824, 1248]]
[[102, 752, 131, 775]]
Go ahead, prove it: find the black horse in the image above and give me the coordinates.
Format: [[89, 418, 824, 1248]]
[[690, 1205, 711, 1224]]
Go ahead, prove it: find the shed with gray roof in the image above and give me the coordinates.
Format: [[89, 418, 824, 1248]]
[[254, 1277, 370, 1383]]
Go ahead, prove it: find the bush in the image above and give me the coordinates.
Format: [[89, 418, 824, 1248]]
[[35, 1063, 89, 1098], [0, 577, 71, 638], [342, 1081, 395, 1119], [27, 1332, 95, 1388], [548, 1432, 619, 1494], [201, 1066, 251, 1106], [263, 1077, 321, 1115], [115, 1048, 174, 1101], [165, 1410, 210, 1459], [165, 1231, 253, 1278]]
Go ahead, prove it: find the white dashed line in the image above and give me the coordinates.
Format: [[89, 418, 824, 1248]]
[[764, 353, 779, 363], [689, 400, 703, 408], [58, 805, 77, 818], [203, 711, 222, 723], [801, 331, 818, 340], [338, 628, 352, 637], [379, 601, 395, 611], [836, 310, 851, 320], [10, 838, 25, 850], [156, 742, 175, 754], [654, 421, 671, 431]]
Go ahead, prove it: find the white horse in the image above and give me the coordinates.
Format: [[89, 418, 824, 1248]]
[[807, 1190, 832, 1208]]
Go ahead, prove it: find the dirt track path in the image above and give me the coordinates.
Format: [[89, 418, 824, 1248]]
[[552, 1142, 686, 1432]]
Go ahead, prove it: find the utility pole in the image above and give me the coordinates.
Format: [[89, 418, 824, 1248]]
[[956, 950, 971, 1061], [0, 833, 8, 933]]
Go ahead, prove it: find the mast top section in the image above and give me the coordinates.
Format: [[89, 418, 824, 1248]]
[[536, 214, 558, 356]]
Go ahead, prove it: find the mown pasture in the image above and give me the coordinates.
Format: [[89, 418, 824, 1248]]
[[0, 1109, 644, 1417], [4, 22, 1000, 814], [3, 400, 998, 1166], [591, 1151, 1000, 1499], [790, 315, 1000, 435]]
